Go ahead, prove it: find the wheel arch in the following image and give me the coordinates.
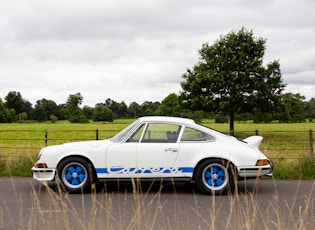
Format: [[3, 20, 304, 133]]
[[56, 155, 97, 177]]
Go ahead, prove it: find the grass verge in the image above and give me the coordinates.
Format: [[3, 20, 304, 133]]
[[1, 153, 314, 179], [272, 156, 315, 179]]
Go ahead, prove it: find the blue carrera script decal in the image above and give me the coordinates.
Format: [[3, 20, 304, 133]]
[[96, 167, 194, 174]]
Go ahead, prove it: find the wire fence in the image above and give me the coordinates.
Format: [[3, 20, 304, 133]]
[[234, 129, 314, 160], [0, 129, 314, 160]]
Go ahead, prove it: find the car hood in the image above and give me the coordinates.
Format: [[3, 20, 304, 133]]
[[42, 139, 111, 155], [58, 139, 110, 149]]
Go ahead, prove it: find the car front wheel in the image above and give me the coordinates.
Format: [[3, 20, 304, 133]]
[[57, 157, 96, 193], [195, 159, 236, 195]]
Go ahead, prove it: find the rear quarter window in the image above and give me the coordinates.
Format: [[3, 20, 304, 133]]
[[181, 127, 215, 142]]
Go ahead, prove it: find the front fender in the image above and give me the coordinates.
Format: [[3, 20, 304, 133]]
[[55, 151, 97, 169]]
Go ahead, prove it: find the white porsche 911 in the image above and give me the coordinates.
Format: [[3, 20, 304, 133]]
[[32, 116, 272, 194]]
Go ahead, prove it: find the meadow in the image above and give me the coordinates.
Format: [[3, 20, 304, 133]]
[[1, 120, 315, 229], [0, 119, 314, 178]]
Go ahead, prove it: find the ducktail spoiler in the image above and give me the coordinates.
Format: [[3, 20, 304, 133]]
[[243, 136, 263, 149]]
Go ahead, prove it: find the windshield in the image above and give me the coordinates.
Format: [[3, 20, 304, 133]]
[[109, 119, 140, 143]]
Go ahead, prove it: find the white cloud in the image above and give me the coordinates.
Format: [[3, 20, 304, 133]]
[[1, 0, 315, 107]]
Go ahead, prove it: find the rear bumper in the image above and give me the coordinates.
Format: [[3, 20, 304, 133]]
[[237, 165, 273, 178], [31, 167, 56, 181]]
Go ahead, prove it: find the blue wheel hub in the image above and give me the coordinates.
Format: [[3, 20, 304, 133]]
[[202, 163, 228, 190], [62, 162, 87, 188]]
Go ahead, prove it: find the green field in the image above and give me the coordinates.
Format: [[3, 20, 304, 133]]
[[0, 119, 314, 178]]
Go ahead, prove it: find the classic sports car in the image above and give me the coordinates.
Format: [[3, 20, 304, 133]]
[[32, 116, 272, 194]]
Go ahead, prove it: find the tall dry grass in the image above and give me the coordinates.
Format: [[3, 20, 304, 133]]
[[1, 178, 314, 229]]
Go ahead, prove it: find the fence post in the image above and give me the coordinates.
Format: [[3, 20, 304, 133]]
[[96, 129, 99, 140], [309, 130, 314, 158], [255, 130, 259, 136], [45, 129, 48, 146]]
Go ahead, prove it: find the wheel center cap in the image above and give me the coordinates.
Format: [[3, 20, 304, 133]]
[[72, 172, 78, 178], [212, 174, 218, 180]]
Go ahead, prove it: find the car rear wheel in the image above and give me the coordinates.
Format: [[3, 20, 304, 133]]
[[195, 159, 236, 195], [57, 157, 96, 193]]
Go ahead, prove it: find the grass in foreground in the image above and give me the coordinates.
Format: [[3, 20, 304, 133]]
[[1, 178, 314, 229]]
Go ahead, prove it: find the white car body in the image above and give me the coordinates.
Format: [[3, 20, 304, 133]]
[[32, 116, 272, 194]]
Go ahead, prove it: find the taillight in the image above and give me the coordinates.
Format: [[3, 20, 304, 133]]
[[255, 159, 269, 166], [35, 163, 48, 168]]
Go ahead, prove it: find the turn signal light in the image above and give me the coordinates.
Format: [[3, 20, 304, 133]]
[[255, 159, 269, 166], [35, 163, 48, 168]]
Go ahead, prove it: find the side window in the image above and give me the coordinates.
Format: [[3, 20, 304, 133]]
[[141, 123, 181, 143], [127, 124, 145, 142], [181, 127, 215, 142]]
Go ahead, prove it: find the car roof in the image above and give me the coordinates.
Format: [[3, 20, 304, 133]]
[[137, 116, 196, 126]]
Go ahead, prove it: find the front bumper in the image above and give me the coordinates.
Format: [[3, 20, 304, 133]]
[[31, 167, 56, 181]]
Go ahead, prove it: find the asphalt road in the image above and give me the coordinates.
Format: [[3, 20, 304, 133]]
[[1, 177, 314, 230]]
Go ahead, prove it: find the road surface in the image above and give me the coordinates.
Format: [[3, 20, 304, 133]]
[[0, 177, 314, 229]]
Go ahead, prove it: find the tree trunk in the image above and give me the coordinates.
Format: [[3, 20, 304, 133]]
[[229, 112, 235, 136]]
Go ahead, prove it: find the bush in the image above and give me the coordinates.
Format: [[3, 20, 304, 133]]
[[253, 112, 273, 123], [50, 115, 58, 123], [299, 157, 315, 179], [0, 156, 36, 177], [272, 157, 315, 179], [183, 110, 204, 123], [92, 105, 114, 122], [215, 113, 228, 123]]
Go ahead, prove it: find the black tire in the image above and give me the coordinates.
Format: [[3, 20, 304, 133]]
[[195, 159, 236, 195], [57, 157, 96, 193]]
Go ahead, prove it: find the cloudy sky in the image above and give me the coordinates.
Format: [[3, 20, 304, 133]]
[[0, 0, 314, 107]]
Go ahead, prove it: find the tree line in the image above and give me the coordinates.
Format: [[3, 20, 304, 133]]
[[0, 90, 314, 124], [1, 28, 315, 131]]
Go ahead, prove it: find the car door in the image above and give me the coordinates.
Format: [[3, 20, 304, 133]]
[[105, 142, 137, 178], [105, 123, 146, 178], [106, 122, 181, 178], [134, 123, 181, 177]]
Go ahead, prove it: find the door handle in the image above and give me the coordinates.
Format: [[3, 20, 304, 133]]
[[165, 148, 178, 152]]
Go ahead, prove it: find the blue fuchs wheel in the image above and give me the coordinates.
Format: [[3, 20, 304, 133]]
[[202, 163, 228, 190], [62, 162, 87, 189], [58, 157, 95, 193], [195, 159, 235, 195]]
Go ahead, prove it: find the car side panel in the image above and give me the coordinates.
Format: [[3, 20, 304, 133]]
[[104, 143, 137, 178], [173, 141, 232, 177]]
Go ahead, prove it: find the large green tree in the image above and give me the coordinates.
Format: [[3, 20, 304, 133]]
[[157, 93, 181, 117], [4, 91, 25, 115], [65, 93, 88, 123], [105, 98, 128, 118], [141, 101, 160, 116], [305, 98, 315, 120], [181, 27, 285, 134], [33, 98, 59, 122], [278, 93, 306, 123], [0, 97, 16, 123], [92, 103, 114, 122], [128, 102, 143, 118]]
